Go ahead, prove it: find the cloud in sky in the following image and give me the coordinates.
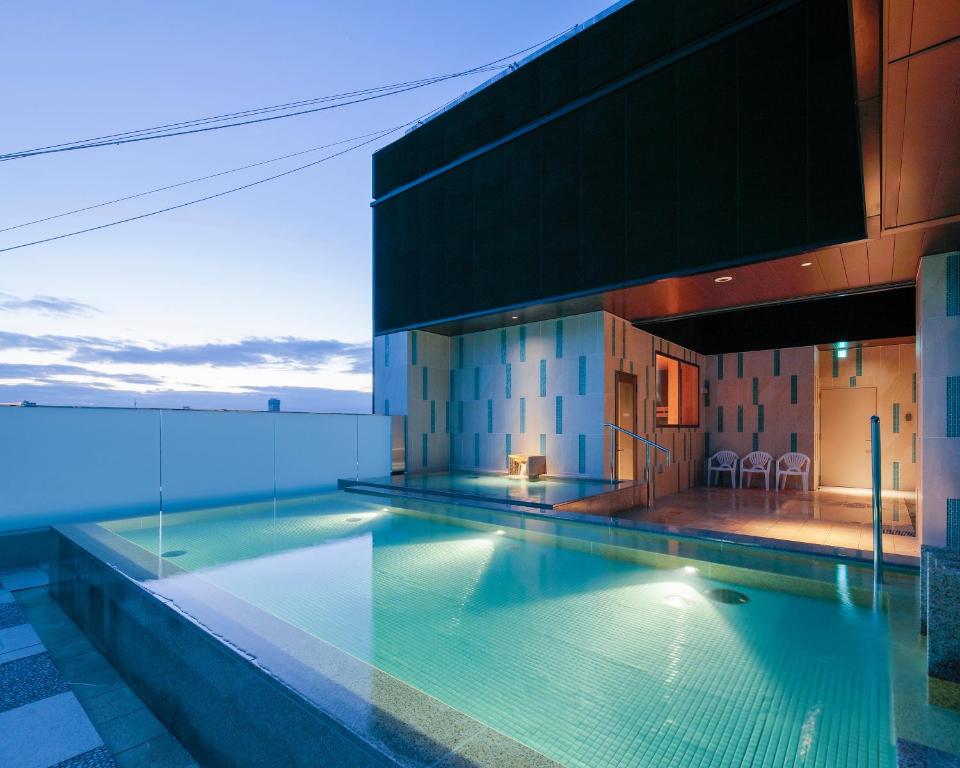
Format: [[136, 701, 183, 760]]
[[0, 331, 372, 373], [0, 292, 98, 316], [0, 330, 372, 411]]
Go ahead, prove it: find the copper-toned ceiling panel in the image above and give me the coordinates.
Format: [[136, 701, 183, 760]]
[[891, 231, 924, 280], [867, 236, 895, 282], [908, 0, 960, 52], [882, 59, 909, 225], [815, 247, 850, 290], [922, 221, 960, 255], [886, 0, 915, 61], [860, 98, 882, 218], [895, 42, 960, 225], [841, 242, 871, 285]]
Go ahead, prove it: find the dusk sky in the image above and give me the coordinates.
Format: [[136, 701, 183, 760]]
[[1, 0, 613, 412]]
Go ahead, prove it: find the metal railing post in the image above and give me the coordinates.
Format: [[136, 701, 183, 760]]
[[603, 423, 670, 510], [870, 414, 884, 587]]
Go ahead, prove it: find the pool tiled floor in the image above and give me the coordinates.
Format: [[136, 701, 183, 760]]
[[623, 486, 920, 560]]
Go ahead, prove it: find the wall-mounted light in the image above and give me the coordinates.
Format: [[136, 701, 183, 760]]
[[800, 262, 813, 267], [714, 276, 733, 283]]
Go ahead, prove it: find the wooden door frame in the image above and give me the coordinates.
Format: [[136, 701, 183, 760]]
[[614, 371, 638, 481]]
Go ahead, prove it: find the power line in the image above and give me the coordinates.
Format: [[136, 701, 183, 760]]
[[0, 27, 574, 162], [0, 129, 406, 234], [0, 127, 401, 254]]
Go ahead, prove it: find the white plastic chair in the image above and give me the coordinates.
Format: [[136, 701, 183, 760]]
[[776, 452, 811, 491], [739, 451, 773, 490], [708, 451, 739, 487]]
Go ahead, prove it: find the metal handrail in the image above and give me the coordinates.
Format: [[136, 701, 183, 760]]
[[603, 423, 670, 510], [870, 415, 884, 587]]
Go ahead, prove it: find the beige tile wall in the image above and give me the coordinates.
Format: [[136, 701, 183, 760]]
[[817, 342, 916, 491]]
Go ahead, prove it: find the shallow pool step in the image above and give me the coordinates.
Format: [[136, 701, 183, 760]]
[[338, 478, 556, 511]]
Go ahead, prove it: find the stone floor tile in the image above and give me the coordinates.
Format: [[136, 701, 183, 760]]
[[0, 692, 103, 768]]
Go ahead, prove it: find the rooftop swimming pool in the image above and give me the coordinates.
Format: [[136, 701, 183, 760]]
[[53, 492, 960, 768]]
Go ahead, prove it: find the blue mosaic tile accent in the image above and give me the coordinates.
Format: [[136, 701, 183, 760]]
[[704, 432, 711, 459], [487, 400, 493, 433], [948, 499, 960, 549], [520, 398, 526, 434], [539, 360, 547, 397], [737, 352, 744, 379], [449, 369, 455, 399], [421, 434, 428, 467], [578, 356, 586, 396], [849, 376, 856, 387], [757, 404, 765, 433], [892, 461, 900, 490], [578, 434, 586, 474], [505, 363, 512, 399], [384, 335, 390, 367], [473, 367, 480, 400], [444, 401, 449, 434], [621, 322, 626, 360], [53, 746, 116, 768], [752, 433, 759, 452], [630, 360, 634, 374], [0, 653, 69, 713], [948, 376, 960, 438], [717, 354, 724, 380], [704, 380, 710, 407], [421, 367, 428, 401], [832, 349, 839, 378], [790, 375, 798, 404], [499, 330, 507, 364], [737, 405, 744, 433], [411, 331, 418, 366], [611, 317, 616, 355], [457, 337, 464, 369], [429, 401, 436, 433], [555, 320, 564, 359], [555, 396, 563, 435], [0, 602, 26, 629], [403, 418, 408, 464], [384, 399, 390, 416], [752, 377, 759, 405], [893, 402, 901, 434], [912, 372, 917, 404], [791, 432, 798, 452], [773, 349, 780, 376], [645, 366, 649, 397], [473, 433, 480, 467], [505, 433, 511, 464], [912, 432, 916, 463], [947, 251, 960, 316], [540, 433, 547, 455], [457, 401, 464, 433], [717, 406, 724, 433], [519, 326, 526, 362], [855, 347, 862, 376], [449, 433, 455, 464]]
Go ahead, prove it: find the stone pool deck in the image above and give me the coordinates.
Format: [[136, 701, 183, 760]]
[[0, 565, 198, 768]]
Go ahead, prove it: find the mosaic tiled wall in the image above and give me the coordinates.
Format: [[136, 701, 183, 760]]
[[604, 319, 706, 497], [703, 347, 817, 483], [373, 311, 704, 480], [917, 251, 960, 549], [373, 329, 450, 472], [818, 342, 916, 491]]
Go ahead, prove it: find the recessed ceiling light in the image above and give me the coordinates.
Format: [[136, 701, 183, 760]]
[[510, 316, 518, 320], [801, 261, 813, 267], [714, 276, 733, 283]]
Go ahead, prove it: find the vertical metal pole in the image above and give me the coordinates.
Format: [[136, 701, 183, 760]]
[[870, 415, 884, 586], [610, 428, 616, 483]]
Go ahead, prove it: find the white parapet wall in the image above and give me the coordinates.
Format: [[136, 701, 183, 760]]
[[0, 406, 391, 532]]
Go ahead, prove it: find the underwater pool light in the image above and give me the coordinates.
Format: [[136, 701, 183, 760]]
[[683, 565, 699, 575]]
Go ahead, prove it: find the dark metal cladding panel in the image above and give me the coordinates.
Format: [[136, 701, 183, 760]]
[[737, 4, 808, 256], [372, 0, 866, 334]]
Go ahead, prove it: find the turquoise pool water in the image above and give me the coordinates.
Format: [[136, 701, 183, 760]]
[[358, 469, 617, 506], [101, 493, 901, 768]]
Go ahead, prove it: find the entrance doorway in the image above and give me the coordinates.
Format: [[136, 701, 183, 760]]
[[614, 372, 637, 481], [820, 387, 877, 488]]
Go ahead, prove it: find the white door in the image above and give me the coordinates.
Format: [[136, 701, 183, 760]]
[[819, 387, 877, 488]]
